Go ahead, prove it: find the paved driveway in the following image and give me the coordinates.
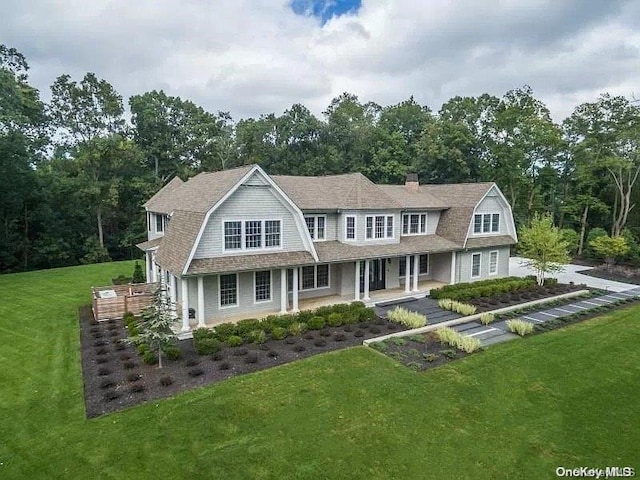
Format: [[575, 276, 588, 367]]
[[509, 256, 638, 292]]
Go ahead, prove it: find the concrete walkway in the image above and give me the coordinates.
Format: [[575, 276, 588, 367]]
[[509, 256, 639, 292]]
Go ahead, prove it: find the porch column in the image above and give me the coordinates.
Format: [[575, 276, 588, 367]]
[[354, 260, 361, 301], [404, 255, 411, 293], [145, 252, 151, 283], [169, 274, 177, 318], [363, 260, 370, 301], [292, 268, 299, 312], [197, 276, 205, 328], [280, 268, 287, 313], [450, 252, 456, 285], [413, 255, 419, 292], [151, 253, 158, 283], [181, 277, 190, 332]]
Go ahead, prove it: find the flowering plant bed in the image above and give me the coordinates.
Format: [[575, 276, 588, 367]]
[[79, 306, 406, 418]]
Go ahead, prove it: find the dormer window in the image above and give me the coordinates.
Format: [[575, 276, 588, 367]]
[[305, 215, 326, 241], [224, 219, 282, 251], [402, 213, 427, 235], [155, 214, 164, 233], [474, 213, 500, 234]]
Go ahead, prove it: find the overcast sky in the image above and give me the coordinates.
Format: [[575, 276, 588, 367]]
[[2, 0, 639, 122]]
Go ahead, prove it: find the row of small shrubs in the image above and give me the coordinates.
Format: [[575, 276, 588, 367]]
[[437, 299, 477, 316], [506, 319, 534, 336], [430, 276, 539, 301], [387, 306, 427, 328], [435, 327, 481, 353], [191, 302, 376, 354]]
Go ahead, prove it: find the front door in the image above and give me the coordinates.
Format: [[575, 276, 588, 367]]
[[360, 259, 386, 292]]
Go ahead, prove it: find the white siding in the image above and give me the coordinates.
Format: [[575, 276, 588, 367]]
[[337, 211, 402, 245]]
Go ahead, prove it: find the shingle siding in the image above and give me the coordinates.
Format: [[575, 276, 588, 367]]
[[455, 246, 510, 283]]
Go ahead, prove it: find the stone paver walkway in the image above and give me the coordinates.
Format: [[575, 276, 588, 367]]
[[453, 287, 640, 347], [375, 296, 462, 325]]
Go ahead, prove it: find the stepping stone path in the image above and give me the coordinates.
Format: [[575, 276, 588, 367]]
[[375, 296, 462, 325], [453, 287, 640, 347]]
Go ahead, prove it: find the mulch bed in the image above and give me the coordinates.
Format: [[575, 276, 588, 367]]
[[578, 265, 640, 285], [467, 283, 584, 312], [370, 332, 469, 372], [79, 306, 407, 418]]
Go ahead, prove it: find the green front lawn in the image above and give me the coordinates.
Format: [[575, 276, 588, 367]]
[[1, 262, 638, 479]]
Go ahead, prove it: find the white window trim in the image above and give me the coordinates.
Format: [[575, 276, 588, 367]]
[[218, 273, 239, 309], [488, 250, 499, 275], [365, 215, 394, 241], [401, 212, 427, 236], [471, 252, 482, 278], [295, 264, 331, 291], [147, 212, 152, 232], [473, 213, 501, 235], [304, 215, 327, 241], [155, 214, 164, 234], [253, 270, 273, 304], [222, 218, 284, 253], [345, 215, 357, 241]]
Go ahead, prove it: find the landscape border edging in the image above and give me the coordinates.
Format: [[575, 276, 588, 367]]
[[363, 289, 591, 346]]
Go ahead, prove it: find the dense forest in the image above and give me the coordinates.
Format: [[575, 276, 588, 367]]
[[1, 44, 639, 273]]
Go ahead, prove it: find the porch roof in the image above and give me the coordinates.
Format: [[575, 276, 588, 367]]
[[136, 237, 163, 251], [315, 235, 460, 263], [465, 235, 516, 249], [186, 250, 315, 275]]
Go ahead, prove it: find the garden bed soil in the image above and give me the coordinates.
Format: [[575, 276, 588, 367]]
[[370, 332, 469, 372], [79, 306, 406, 418], [467, 282, 584, 312], [578, 265, 640, 285]]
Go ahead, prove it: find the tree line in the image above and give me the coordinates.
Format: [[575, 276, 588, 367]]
[[1, 44, 639, 274]]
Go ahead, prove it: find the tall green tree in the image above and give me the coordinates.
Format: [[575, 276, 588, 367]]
[[518, 213, 570, 285]]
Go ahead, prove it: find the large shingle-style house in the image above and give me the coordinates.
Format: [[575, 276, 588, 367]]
[[137, 165, 517, 331]]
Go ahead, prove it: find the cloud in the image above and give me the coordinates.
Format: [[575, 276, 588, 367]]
[[1, 0, 638, 122]]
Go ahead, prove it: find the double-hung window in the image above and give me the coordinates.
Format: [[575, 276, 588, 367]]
[[402, 213, 427, 235], [155, 214, 164, 233], [254, 270, 271, 302], [305, 216, 326, 241], [223, 220, 281, 251], [366, 215, 393, 239], [295, 264, 330, 291], [345, 216, 356, 240], [220, 274, 238, 307], [489, 251, 498, 275], [473, 213, 500, 234], [471, 253, 481, 278]]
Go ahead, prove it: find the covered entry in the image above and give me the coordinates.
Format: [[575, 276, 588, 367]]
[[361, 258, 386, 293]]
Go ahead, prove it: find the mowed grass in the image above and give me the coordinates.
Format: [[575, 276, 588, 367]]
[[0, 261, 639, 479]]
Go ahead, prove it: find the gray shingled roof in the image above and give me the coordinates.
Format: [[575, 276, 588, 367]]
[[272, 173, 402, 210], [144, 165, 254, 214], [136, 237, 163, 251], [465, 235, 516, 249], [315, 236, 461, 263], [155, 210, 206, 275], [187, 251, 315, 275], [377, 185, 448, 209]]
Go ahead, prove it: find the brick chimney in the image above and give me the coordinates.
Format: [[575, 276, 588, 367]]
[[405, 173, 419, 192]]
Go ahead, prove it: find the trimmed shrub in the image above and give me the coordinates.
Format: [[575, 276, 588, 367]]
[[130, 383, 146, 393], [219, 362, 230, 370], [235, 318, 261, 338], [480, 312, 495, 325], [232, 347, 248, 356], [97, 367, 111, 376], [327, 313, 343, 327], [314, 338, 327, 347], [159, 375, 174, 386], [293, 344, 306, 352], [308, 316, 326, 330], [270, 326, 287, 340], [319, 328, 332, 337], [213, 323, 236, 342], [188, 367, 204, 377], [267, 350, 278, 358], [163, 345, 183, 361], [353, 330, 365, 337], [103, 390, 121, 402], [333, 333, 347, 342], [194, 337, 222, 355], [226, 335, 243, 347], [430, 276, 537, 301], [506, 319, 534, 336], [123, 360, 136, 370], [142, 351, 158, 365], [99, 378, 115, 389], [127, 373, 141, 382], [387, 307, 427, 328], [247, 329, 267, 344], [211, 351, 224, 361]]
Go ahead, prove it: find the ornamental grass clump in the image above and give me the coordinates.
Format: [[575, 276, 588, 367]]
[[438, 299, 477, 316], [480, 312, 495, 325], [435, 327, 481, 353], [387, 306, 427, 328], [506, 319, 534, 336]]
